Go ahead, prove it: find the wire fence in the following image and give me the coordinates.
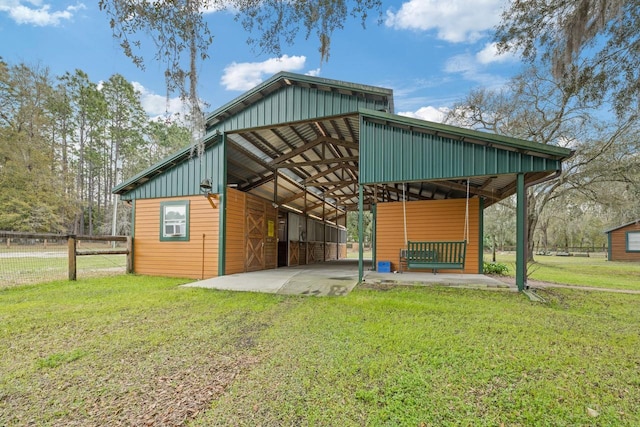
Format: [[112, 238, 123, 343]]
[[1, 232, 128, 290]]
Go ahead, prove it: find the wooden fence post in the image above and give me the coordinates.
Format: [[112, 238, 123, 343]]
[[126, 236, 133, 274], [68, 235, 77, 280]]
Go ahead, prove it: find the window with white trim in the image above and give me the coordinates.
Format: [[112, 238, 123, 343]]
[[627, 231, 640, 252]]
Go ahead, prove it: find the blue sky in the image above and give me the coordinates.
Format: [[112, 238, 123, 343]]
[[0, 0, 522, 122]]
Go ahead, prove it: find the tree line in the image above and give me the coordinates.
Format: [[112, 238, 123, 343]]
[[0, 58, 190, 235]]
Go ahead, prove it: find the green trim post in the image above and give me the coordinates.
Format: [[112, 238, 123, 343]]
[[371, 202, 377, 269], [607, 232, 612, 261], [358, 184, 364, 282], [478, 197, 484, 274], [516, 173, 526, 291], [130, 200, 135, 273], [218, 133, 227, 276]]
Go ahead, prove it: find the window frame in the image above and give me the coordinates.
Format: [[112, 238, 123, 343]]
[[626, 231, 640, 252], [160, 200, 190, 242]]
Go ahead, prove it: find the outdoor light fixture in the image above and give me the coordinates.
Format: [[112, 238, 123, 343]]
[[199, 178, 219, 209], [200, 178, 213, 194]]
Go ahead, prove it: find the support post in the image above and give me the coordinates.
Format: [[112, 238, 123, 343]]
[[126, 236, 133, 274], [218, 133, 227, 277], [516, 173, 527, 291], [323, 196, 326, 261], [478, 197, 484, 273], [68, 235, 77, 281], [358, 184, 364, 282], [371, 201, 377, 270]]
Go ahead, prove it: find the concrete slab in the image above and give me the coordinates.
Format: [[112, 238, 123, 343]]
[[182, 268, 298, 293], [183, 260, 365, 296], [362, 270, 515, 290], [183, 259, 515, 295], [277, 266, 359, 296]]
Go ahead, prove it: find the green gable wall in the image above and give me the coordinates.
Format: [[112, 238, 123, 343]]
[[207, 84, 390, 135], [119, 141, 223, 201]]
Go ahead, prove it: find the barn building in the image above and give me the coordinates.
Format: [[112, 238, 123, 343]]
[[113, 72, 572, 290]]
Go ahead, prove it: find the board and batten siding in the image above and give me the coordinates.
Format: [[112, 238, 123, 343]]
[[134, 196, 219, 279], [376, 198, 480, 274], [608, 222, 640, 262]]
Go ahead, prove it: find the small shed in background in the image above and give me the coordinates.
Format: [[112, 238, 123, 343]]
[[605, 220, 640, 261]]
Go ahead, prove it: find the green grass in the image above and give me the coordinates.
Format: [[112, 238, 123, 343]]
[[487, 253, 640, 291], [2, 275, 639, 426]]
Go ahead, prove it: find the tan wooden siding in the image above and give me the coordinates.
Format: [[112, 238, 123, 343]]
[[609, 222, 640, 261], [375, 198, 480, 274], [338, 243, 347, 259], [134, 196, 219, 279], [225, 188, 246, 274]]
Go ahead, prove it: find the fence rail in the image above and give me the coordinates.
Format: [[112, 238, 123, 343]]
[[1, 231, 132, 283]]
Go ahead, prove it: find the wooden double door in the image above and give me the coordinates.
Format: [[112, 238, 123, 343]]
[[244, 194, 277, 272]]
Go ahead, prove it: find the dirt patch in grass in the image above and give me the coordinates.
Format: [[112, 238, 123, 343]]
[[357, 282, 402, 291], [2, 349, 260, 427], [90, 354, 258, 427]]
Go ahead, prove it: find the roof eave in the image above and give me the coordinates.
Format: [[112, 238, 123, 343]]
[[604, 219, 640, 234]]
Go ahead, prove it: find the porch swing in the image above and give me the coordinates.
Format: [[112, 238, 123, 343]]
[[399, 180, 469, 274]]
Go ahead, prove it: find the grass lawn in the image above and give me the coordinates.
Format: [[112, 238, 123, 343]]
[[486, 252, 640, 291], [2, 275, 639, 426]]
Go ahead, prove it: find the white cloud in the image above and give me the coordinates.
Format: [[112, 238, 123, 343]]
[[131, 81, 186, 118], [385, 0, 507, 43], [0, 1, 85, 26], [399, 106, 450, 123], [306, 68, 321, 77], [221, 55, 307, 91], [444, 53, 508, 89], [476, 42, 517, 64]]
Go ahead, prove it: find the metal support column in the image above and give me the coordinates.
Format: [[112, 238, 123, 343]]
[[478, 197, 484, 274], [358, 184, 364, 282], [371, 201, 377, 270], [516, 173, 526, 291], [218, 133, 227, 277]]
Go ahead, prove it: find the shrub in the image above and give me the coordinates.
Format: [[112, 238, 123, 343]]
[[484, 261, 509, 275]]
